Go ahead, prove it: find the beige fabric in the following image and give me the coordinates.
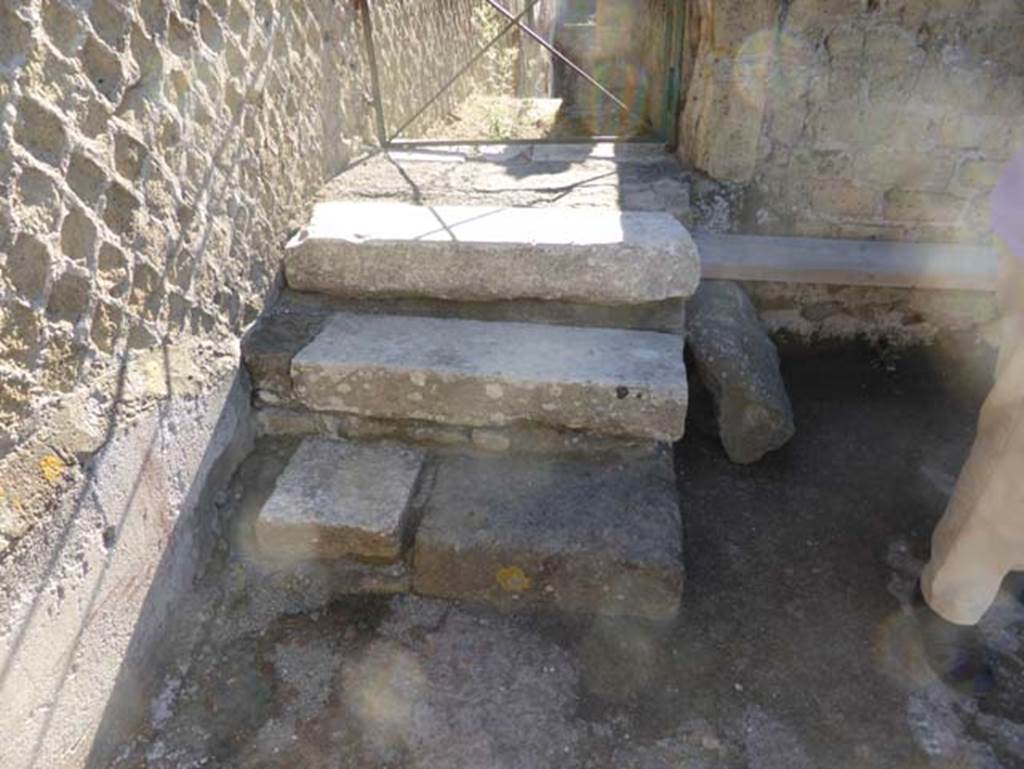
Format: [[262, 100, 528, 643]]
[[922, 241, 1024, 625]]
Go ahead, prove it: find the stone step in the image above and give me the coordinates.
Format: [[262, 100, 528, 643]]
[[285, 201, 699, 304], [241, 291, 685, 408], [291, 313, 688, 442], [412, 448, 683, 620], [245, 437, 683, 618], [255, 437, 426, 562]]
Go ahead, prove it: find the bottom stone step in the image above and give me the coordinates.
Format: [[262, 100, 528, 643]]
[[413, 448, 683, 620], [250, 436, 683, 619], [255, 437, 426, 562]]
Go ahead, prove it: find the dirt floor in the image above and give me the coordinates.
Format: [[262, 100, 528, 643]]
[[97, 337, 1024, 769]]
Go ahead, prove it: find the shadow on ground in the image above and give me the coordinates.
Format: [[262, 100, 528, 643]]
[[102, 340, 1024, 769]]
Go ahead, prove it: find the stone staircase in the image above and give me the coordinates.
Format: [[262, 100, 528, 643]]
[[241, 193, 700, 621]]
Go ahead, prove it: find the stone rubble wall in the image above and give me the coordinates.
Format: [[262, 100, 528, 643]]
[[678, 0, 1024, 243], [744, 281, 1000, 347]]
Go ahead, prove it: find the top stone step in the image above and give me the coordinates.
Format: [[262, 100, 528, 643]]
[[285, 201, 700, 305]]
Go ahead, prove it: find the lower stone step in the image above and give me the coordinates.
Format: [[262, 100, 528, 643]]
[[241, 292, 685, 409], [247, 437, 683, 619], [292, 313, 688, 442], [413, 448, 683, 621], [255, 437, 426, 562]]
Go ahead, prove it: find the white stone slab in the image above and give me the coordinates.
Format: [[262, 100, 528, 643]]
[[529, 142, 672, 164], [292, 313, 688, 442], [256, 437, 425, 562], [386, 149, 467, 164], [285, 201, 700, 303]]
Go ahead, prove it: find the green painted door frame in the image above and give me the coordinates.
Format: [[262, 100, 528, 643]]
[[661, 0, 687, 148]]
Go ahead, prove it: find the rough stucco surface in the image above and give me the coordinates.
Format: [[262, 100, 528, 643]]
[[0, 350, 251, 769], [678, 0, 1024, 243]]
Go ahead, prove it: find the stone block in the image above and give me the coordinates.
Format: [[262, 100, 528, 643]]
[[852, 151, 956, 192], [266, 286, 686, 337], [884, 190, 965, 223], [66, 151, 108, 206], [412, 449, 683, 620], [254, 404, 659, 456], [90, 300, 123, 354], [788, 148, 854, 181], [256, 438, 426, 562], [687, 281, 795, 464], [864, 24, 923, 62], [808, 180, 879, 218], [868, 62, 921, 102], [292, 313, 688, 442], [825, 23, 865, 59], [81, 34, 123, 102], [953, 160, 1006, 193], [59, 207, 98, 266], [6, 234, 50, 301], [241, 310, 327, 405], [709, 0, 776, 49], [46, 269, 92, 324], [694, 109, 765, 183], [14, 97, 68, 168], [255, 557, 412, 597], [285, 201, 700, 304]]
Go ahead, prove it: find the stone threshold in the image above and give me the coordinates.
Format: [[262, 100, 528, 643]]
[[384, 141, 672, 164]]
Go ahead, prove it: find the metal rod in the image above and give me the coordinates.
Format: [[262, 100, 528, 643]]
[[482, 0, 631, 114], [358, 0, 388, 147], [387, 0, 544, 142]]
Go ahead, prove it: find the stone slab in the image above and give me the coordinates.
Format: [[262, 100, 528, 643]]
[[254, 405, 659, 456], [412, 449, 684, 620], [385, 142, 674, 165], [695, 231, 998, 292], [528, 142, 671, 164], [317, 150, 692, 219], [285, 201, 699, 303], [253, 557, 412, 597], [256, 437, 425, 562], [242, 292, 685, 409], [282, 288, 688, 334], [292, 313, 688, 442]]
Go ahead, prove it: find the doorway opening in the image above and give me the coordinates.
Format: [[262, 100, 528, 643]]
[[358, 0, 687, 147]]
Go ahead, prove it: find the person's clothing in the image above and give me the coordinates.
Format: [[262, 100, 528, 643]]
[[921, 237, 1024, 625], [912, 582, 994, 694]]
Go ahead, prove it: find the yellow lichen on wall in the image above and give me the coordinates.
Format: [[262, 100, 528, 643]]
[[38, 454, 66, 484]]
